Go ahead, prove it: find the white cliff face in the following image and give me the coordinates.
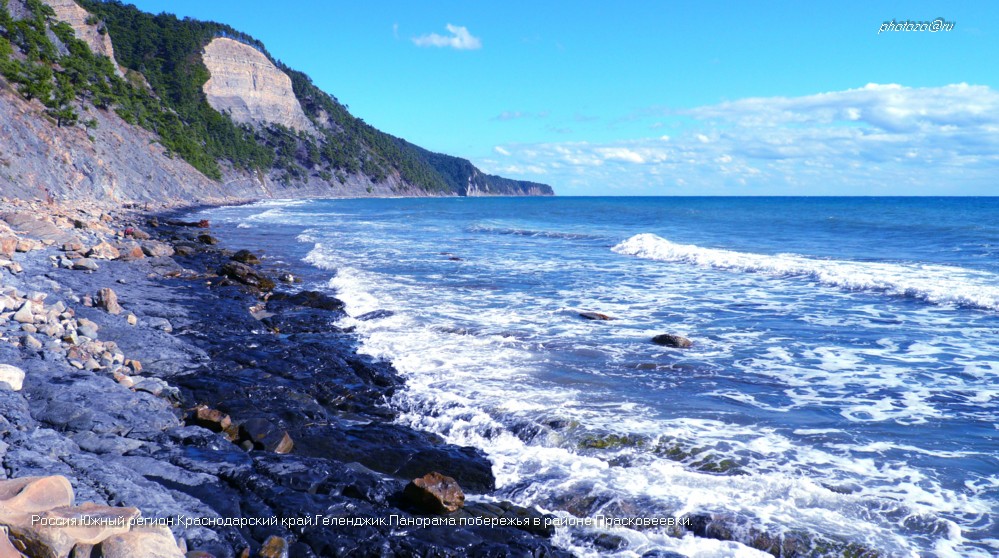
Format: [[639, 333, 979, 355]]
[[201, 38, 316, 135], [40, 0, 124, 76]]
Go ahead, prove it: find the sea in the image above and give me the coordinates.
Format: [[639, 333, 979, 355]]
[[196, 197, 999, 557]]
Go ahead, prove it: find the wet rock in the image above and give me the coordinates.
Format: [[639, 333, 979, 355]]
[[580, 311, 616, 321], [72, 258, 99, 272], [198, 234, 219, 245], [238, 418, 294, 454], [652, 333, 693, 348], [231, 250, 260, 265], [356, 310, 394, 321], [187, 405, 234, 439], [0, 364, 25, 391], [404, 472, 465, 514], [267, 291, 344, 312], [257, 535, 288, 558], [174, 245, 195, 257], [96, 288, 123, 315], [217, 262, 275, 292], [277, 273, 294, 283], [142, 240, 176, 258], [87, 241, 121, 260]]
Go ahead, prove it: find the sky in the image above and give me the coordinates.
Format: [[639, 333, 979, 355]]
[[126, 0, 999, 196]]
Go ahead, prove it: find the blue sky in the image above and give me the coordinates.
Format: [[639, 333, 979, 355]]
[[127, 1, 998, 195]]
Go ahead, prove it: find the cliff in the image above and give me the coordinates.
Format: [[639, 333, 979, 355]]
[[202, 37, 316, 135], [0, 0, 553, 202], [40, 0, 124, 76]]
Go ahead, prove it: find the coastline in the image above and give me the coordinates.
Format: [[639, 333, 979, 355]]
[[0, 197, 568, 557]]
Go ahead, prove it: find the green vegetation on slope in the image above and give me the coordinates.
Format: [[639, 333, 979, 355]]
[[2, 0, 551, 194]]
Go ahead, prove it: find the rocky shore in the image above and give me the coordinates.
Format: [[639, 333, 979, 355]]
[[0, 198, 569, 557]]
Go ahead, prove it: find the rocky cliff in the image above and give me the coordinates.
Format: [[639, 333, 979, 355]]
[[40, 0, 124, 76], [202, 38, 316, 135]]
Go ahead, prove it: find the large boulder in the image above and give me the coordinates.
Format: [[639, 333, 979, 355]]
[[216, 262, 275, 291], [87, 241, 120, 260], [98, 525, 185, 558]]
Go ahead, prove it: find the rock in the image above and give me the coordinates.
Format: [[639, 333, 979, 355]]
[[87, 241, 121, 260], [15, 238, 38, 252], [141, 241, 175, 258], [37, 503, 138, 545], [125, 360, 142, 373], [217, 262, 275, 291], [126, 228, 151, 240], [0, 476, 74, 518], [72, 258, 99, 272], [116, 242, 145, 261], [99, 524, 185, 558], [173, 245, 195, 257], [96, 288, 123, 315], [187, 405, 232, 434], [61, 240, 85, 252], [0, 364, 25, 391], [231, 250, 260, 265], [197, 234, 219, 245], [652, 333, 693, 348], [0, 531, 25, 557], [580, 311, 616, 321], [126, 314, 137, 326], [23, 335, 42, 350], [12, 302, 33, 324], [404, 472, 465, 514], [257, 535, 289, 558], [277, 273, 294, 283], [132, 377, 179, 400], [0, 236, 17, 257], [238, 418, 294, 453]]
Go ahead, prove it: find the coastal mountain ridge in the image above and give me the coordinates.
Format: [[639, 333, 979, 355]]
[[0, 0, 553, 202]]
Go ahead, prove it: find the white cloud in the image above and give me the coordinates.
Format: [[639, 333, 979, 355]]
[[412, 24, 482, 50], [494, 146, 511, 156], [477, 84, 999, 195]]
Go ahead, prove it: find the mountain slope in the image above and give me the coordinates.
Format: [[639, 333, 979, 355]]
[[0, 0, 552, 201]]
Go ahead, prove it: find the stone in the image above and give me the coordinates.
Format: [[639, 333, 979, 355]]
[[277, 273, 294, 283], [96, 288, 123, 315], [35, 0, 125, 77], [36, 503, 138, 545], [238, 418, 294, 453], [86, 241, 120, 260], [0, 364, 25, 391], [579, 312, 616, 321], [23, 335, 42, 351], [12, 302, 33, 324], [0, 476, 74, 518], [217, 262, 275, 291], [652, 333, 693, 348], [15, 239, 38, 252], [197, 234, 219, 246], [230, 250, 260, 265], [125, 360, 142, 373], [141, 241, 175, 258], [126, 228, 151, 240], [126, 314, 137, 326], [0, 236, 18, 257], [20, 324, 36, 334], [173, 245, 195, 257], [61, 240, 85, 252], [187, 405, 232, 434], [116, 242, 145, 261], [257, 536, 288, 558], [72, 258, 99, 272], [0, 529, 25, 557], [403, 472, 465, 514], [98, 524, 185, 558]]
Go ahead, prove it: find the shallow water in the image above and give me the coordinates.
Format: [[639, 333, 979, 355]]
[[200, 197, 999, 557]]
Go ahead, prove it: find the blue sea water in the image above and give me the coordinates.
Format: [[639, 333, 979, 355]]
[[199, 197, 999, 557]]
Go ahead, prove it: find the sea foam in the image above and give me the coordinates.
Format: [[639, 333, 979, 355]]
[[613, 233, 999, 311]]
